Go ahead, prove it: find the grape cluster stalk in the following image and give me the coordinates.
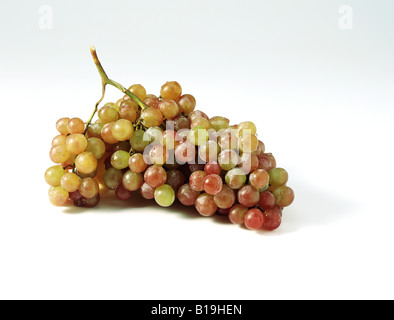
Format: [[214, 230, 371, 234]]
[[45, 47, 295, 231]]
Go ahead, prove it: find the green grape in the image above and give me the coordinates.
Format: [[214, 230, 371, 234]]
[[111, 150, 130, 169], [145, 127, 163, 145], [79, 178, 99, 199], [188, 126, 209, 146], [191, 117, 210, 130], [66, 133, 88, 155], [238, 121, 257, 136], [104, 102, 119, 112], [103, 168, 123, 190], [48, 186, 69, 206], [272, 186, 295, 207], [122, 170, 144, 191], [238, 133, 258, 153], [50, 145, 70, 164], [52, 135, 67, 147], [112, 119, 134, 141], [141, 108, 164, 128], [128, 84, 147, 101], [86, 137, 106, 159], [269, 168, 289, 186], [160, 81, 182, 100], [67, 117, 85, 134], [45, 165, 65, 186], [130, 129, 150, 152], [218, 150, 238, 171], [56, 117, 70, 135], [198, 141, 219, 163], [87, 122, 104, 139], [98, 106, 119, 124], [75, 151, 98, 174], [154, 184, 176, 207], [225, 168, 247, 189], [209, 116, 230, 131], [60, 172, 80, 192]]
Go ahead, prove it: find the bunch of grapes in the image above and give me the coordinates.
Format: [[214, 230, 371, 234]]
[[45, 51, 294, 231]]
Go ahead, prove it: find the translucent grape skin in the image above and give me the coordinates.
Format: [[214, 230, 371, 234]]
[[209, 116, 230, 131], [52, 135, 67, 147], [129, 153, 148, 173], [177, 184, 200, 206], [229, 204, 249, 225], [238, 185, 260, 208], [75, 152, 98, 174], [189, 170, 207, 192], [87, 122, 104, 139], [204, 161, 221, 176], [174, 141, 196, 164], [188, 110, 209, 124], [144, 165, 167, 188], [122, 170, 144, 191], [121, 99, 139, 112], [195, 193, 217, 217], [149, 145, 169, 166], [66, 134, 87, 155], [128, 84, 147, 101], [214, 185, 236, 209], [98, 106, 119, 124], [86, 137, 106, 159], [161, 81, 182, 100], [112, 119, 134, 141], [198, 141, 219, 163], [238, 153, 259, 174], [84, 194, 101, 208], [154, 184, 176, 207], [191, 117, 210, 130], [269, 168, 289, 186], [174, 115, 190, 131], [67, 118, 85, 134], [244, 209, 265, 230], [56, 117, 70, 135], [263, 209, 282, 231], [159, 100, 180, 120], [115, 186, 133, 201], [45, 165, 65, 186], [118, 105, 137, 123], [79, 178, 99, 199], [103, 168, 123, 190], [249, 169, 270, 190], [258, 153, 277, 172], [130, 129, 150, 152], [272, 186, 295, 207], [188, 126, 209, 146], [111, 150, 130, 170], [238, 121, 257, 136], [60, 172, 80, 192], [203, 174, 223, 195], [101, 123, 118, 144], [140, 182, 155, 200], [143, 94, 160, 109], [225, 168, 247, 190], [259, 191, 276, 210], [48, 186, 69, 206], [166, 169, 185, 191], [50, 144, 70, 164], [177, 94, 196, 115], [218, 150, 239, 171], [141, 108, 164, 128]]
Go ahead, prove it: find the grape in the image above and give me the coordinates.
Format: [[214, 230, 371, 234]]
[[130, 129, 150, 152], [79, 178, 99, 199], [195, 193, 217, 217], [198, 141, 219, 163], [177, 94, 196, 115], [161, 81, 182, 100], [209, 116, 230, 131], [166, 169, 185, 191], [258, 153, 276, 172], [115, 186, 133, 201], [188, 126, 209, 146], [174, 141, 196, 164], [129, 153, 148, 173], [66, 134, 87, 155], [203, 174, 223, 195], [75, 151, 98, 174], [161, 130, 177, 150], [121, 99, 139, 112], [228, 204, 248, 225], [86, 137, 106, 159], [87, 122, 104, 139], [104, 102, 119, 112], [238, 185, 260, 207], [263, 209, 282, 231], [141, 108, 164, 128], [244, 209, 265, 230], [249, 169, 270, 189], [238, 121, 257, 136], [238, 153, 259, 174], [214, 185, 235, 209], [238, 133, 258, 153], [128, 84, 147, 101], [269, 168, 289, 186], [217, 208, 230, 215], [50, 145, 70, 164], [76, 168, 97, 179], [52, 135, 67, 147], [204, 161, 221, 176], [84, 194, 100, 208], [258, 191, 276, 210], [56, 117, 70, 135], [69, 190, 82, 202], [67, 117, 85, 134], [208, 129, 220, 143], [112, 119, 134, 141], [98, 106, 119, 124], [159, 100, 180, 120], [144, 94, 160, 109], [119, 105, 137, 123], [110, 150, 130, 170], [140, 182, 155, 200], [177, 184, 200, 206], [145, 127, 163, 145], [149, 145, 169, 166], [48, 186, 69, 206], [191, 117, 210, 130], [122, 170, 144, 191], [188, 110, 208, 124], [101, 123, 118, 144], [61, 154, 76, 168], [45, 165, 65, 186], [174, 115, 190, 131], [218, 150, 238, 171], [189, 170, 206, 192], [60, 172, 80, 192], [225, 168, 246, 189], [272, 186, 295, 207], [154, 184, 176, 207], [254, 140, 265, 156], [144, 165, 167, 188], [103, 167, 123, 190], [113, 141, 131, 153], [218, 131, 238, 150]]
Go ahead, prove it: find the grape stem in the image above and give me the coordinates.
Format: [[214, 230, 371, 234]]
[[84, 45, 148, 134]]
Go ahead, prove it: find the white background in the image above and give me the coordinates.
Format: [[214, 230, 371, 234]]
[[0, 0, 393, 300]]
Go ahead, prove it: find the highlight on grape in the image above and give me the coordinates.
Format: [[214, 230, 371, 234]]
[[45, 46, 295, 231]]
